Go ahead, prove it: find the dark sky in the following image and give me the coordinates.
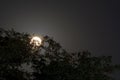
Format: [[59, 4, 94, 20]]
[[0, 0, 120, 79], [0, 0, 120, 59], [0, 0, 120, 60]]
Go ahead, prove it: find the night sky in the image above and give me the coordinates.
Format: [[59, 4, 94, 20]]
[[0, 0, 120, 79]]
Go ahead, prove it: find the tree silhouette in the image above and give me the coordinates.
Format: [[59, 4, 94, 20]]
[[32, 36, 120, 80], [0, 28, 33, 80], [0, 28, 119, 80]]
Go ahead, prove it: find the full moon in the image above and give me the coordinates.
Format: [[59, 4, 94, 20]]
[[30, 36, 42, 46]]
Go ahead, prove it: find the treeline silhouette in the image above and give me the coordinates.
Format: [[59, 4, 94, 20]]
[[0, 28, 120, 80]]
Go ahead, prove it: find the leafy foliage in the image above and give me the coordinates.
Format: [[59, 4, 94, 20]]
[[0, 28, 119, 80], [0, 28, 33, 80]]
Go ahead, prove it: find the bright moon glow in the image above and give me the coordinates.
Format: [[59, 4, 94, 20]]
[[30, 36, 42, 46]]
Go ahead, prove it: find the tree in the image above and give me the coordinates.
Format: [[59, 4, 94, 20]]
[[32, 36, 120, 80], [0, 28, 119, 80], [0, 28, 33, 80]]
